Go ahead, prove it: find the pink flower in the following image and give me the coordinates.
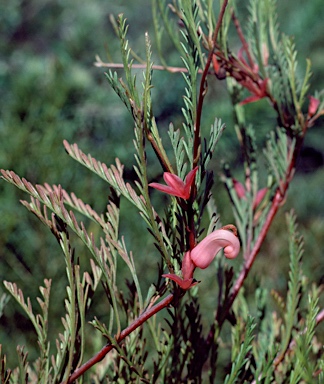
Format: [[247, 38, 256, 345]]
[[163, 226, 240, 290], [233, 179, 267, 210], [149, 166, 198, 200], [190, 227, 240, 267], [253, 188, 268, 209], [307, 96, 320, 118], [232, 179, 246, 199]]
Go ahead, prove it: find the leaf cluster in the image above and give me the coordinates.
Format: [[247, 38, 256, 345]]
[[0, 0, 323, 382]]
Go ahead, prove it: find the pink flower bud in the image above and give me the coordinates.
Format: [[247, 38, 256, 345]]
[[233, 178, 268, 210], [253, 187, 267, 209], [308, 96, 320, 118], [233, 179, 246, 199]]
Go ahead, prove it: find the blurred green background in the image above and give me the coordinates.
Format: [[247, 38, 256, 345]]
[[0, 0, 323, 367]]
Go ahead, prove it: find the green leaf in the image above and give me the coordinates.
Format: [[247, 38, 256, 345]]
[[224, 316, 256, 384]]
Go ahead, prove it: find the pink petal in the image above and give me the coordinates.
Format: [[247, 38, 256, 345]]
[[240, 79, 268, 105], [233, 179, 246, 199], [181, 251, 195, 281], [163, 172, 185, 191], [190, 228, 240, 269], [149, 167, 198, 200], [308, 96, 320, 117], [181, 167, 199, 199], [239, 94, 263, 106], [184, 166, 199, 187], [253, 187, 267, 209], [148, 182, 183, 198]]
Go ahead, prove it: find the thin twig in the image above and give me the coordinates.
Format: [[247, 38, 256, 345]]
[[217, 134, 305, 327], [231, 9, 255, 68], [95, 58, 203, 74], [250, 306, 324, 383], [225, 190, 283, 311], [187, 0, 230, 249], [272, 307, 324, 369], [64, 294, 174, 383], [194, 0, 229, 166]]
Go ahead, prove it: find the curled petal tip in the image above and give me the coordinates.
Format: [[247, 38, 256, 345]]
[[222, 243, 240, 259]]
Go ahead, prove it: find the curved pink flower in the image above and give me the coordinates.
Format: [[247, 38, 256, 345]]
[[149, 166, 198, 200], [190, 227, 240, 268], [163, 226, 240, 290]]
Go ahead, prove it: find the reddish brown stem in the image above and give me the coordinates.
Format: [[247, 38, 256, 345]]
[[194, 0, 229, 166], [64, 294, 174, 383], [225, 190, 283, 313], [273, 308, 324, 368], [231, 9, 255, 69], [186, 1, 230, 260], [217, 135, 305, 327]]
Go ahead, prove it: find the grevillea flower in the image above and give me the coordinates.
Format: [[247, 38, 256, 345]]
[[190, 227, 240, 268], [163, 226, 240, 290], [149, 166, 198, 200]]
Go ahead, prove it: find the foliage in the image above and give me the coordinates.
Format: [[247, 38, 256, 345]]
[[1, 0, 323, 382]]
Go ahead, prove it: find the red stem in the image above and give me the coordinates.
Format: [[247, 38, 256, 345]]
[[231, 9, 255, 69], [64, 294, 174, 383], [225, 190, 282, 312], [194, 0, 229, 166], [217, 135, 304, 326]]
